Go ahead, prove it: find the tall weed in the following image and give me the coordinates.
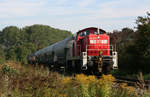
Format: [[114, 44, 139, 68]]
[[0, 62, 149, 97]]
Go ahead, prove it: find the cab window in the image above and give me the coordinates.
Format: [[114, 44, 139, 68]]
[[94, 30, 98, 34], [93, 29, 105, 34], [80, 30, 90, 36]]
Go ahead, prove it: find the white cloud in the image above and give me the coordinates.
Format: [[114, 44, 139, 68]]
[[0, 0, 149, 32], [78, 0, 96, 7], [97, 0, 150, 18], [0, 0, 45, 18], [54, 0, 70, 6]]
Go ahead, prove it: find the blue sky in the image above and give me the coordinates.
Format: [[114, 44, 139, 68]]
[[0, 0, 150, 33]]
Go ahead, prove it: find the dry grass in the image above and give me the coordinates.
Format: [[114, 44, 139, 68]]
[[0, 61, 150, 97]]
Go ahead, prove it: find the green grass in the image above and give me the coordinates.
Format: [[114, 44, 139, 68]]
[[143, 73, 150, 80]]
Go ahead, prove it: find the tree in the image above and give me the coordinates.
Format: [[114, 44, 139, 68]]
[[0, 26, 21, 49], [0, 47, 5, 64], [0, 24, 72, 64], [6, 46, 17, 61], [118, 13, 150, 73], [16, 45, 31, 64], [23, 24, 72, 50], [133, 13, 150, 72]]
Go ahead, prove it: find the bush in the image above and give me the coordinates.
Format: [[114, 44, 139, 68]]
[[1, 65, 18, 76]]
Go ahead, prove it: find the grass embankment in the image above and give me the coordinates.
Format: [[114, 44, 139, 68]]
[[112, 69, 150, 80], [0, 61, 150, 97]]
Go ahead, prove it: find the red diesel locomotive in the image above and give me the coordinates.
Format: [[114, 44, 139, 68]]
[[28, 27, 118, 74]]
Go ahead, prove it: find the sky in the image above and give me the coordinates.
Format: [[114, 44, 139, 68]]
[[0, 0, 150, 33]]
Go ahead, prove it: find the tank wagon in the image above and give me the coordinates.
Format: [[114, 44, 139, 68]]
[[28, 27, 118, 74]]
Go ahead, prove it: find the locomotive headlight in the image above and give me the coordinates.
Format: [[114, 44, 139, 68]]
[[102, 40, 108, 44]]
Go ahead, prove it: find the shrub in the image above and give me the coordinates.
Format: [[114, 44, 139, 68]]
[[1, 64, 18, 76]]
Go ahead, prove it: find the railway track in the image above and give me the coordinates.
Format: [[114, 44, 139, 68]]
[[114, 76, 150, 89]]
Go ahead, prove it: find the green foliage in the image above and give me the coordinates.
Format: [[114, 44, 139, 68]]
[[0, 26, 21, 47], [16, 45, 32, 64], [80, 84, 90, 97], [23, 24, 72, 49], [133, 14, 150, 73], [88, 83, 96, 97], [0, 47, 5, 64], [6, 46, 17, 61], [143, 73, 150, 80], [1, 65, 18, 76], [111, 13, 150, 73], [111, 88, 136, 97], [0, 24, 72, 64], [111, 69, 129, 76]]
